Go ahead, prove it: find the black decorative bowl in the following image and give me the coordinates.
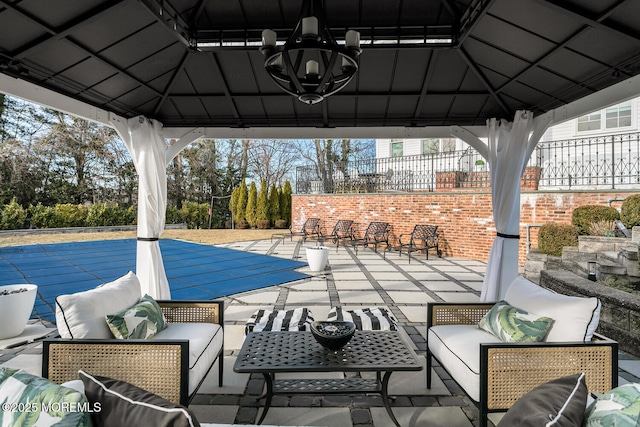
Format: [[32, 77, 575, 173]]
[[311, 321, 356, 351]]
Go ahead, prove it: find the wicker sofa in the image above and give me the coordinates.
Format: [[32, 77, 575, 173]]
[[426, 276, 618, 427], [42, 271, 224, 406]]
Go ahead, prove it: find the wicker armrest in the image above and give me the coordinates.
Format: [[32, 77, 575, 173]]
[[157, 299, 223, 324], [43, 338, 189, 404], [480, 333, 618, 411], [427, 302, 495, 327]]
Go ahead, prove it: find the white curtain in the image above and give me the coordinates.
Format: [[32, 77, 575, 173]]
[[112, 116, 171, 299], [480, 111, 535, 302]]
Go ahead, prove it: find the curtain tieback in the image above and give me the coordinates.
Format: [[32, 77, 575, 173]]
[[496, 232, 520, 239], [137, 237, 159, 241]]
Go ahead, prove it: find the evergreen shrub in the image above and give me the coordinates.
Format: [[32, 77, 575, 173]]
[[538, 223, 579, 256], [571, 205, 619, 235], [0, 198, 27, 230], [180, 201, 209, 229], [620, 194, 640, 229]]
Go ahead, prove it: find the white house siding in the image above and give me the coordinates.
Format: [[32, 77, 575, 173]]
[[541, 97, 640, 141]]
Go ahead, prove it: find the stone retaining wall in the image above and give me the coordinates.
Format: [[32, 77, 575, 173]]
[[0, 224, 187, 236], [540, 269, 640, 357]]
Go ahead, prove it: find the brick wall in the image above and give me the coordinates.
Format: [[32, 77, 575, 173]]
[[293, 190, 639, 265]]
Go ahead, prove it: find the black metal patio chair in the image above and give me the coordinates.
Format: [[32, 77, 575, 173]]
[[350, 221, 390, 258], [329, 219, 355, 251], [398, 224, 442, 263], [289, 218, 322, 242]]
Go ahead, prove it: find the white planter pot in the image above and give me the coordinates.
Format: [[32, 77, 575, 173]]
[[0, 284, 37, 339], [306, 246, 330, 272]]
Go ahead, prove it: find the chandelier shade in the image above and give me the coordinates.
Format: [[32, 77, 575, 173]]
[[260, 0, 361, 105]]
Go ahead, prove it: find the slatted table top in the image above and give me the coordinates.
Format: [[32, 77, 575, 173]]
[[234, 330, 422, 373]]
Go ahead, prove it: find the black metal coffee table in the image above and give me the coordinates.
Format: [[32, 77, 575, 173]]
[[233, 330, 422, 426]]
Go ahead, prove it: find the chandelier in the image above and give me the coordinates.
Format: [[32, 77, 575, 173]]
[[260, 0, 361, 105]]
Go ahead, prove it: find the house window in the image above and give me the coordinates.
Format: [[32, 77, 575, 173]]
[[577, 100, 633, 132], [391, 140, 403, 157], [577, 112, 601, 132], [421, 139, 439, 154], [605, 101, 631, 129], [441, 138, 456, 152]]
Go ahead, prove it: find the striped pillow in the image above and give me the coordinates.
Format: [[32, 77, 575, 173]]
[[327, 307, 398, 331], [244, 308, 314, 336]]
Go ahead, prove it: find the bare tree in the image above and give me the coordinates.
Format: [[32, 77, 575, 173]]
[[247, 139, 300, 188]]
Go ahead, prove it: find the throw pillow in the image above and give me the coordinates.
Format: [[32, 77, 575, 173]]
[[244, 307, 314, 336], [106, 294, 168, 339], [327, 306, 398, 331], [55, 271, 141, 339], [504, 276, 601, 342], [78, 370, 200, 427], [584, 383, 640, 427], [477, 300, 554, 343], [0, 367, 91, 427], [497, 373, 588, 427]]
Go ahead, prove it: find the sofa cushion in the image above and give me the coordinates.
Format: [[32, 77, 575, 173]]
[[584, 383, 640, 427], [504, 276, 601, 342], [244, 308, 314, 336], [153, 322, 224, 395], [427, 325, 502, 402], [328, 306, 398, 331], [79, 370, 200, 427], [55, 271, 141, 339], [477, 301, 554, 343], [106, 294, 168, 339], [496, 373, 588, 426], [0, 367, 91, 427]]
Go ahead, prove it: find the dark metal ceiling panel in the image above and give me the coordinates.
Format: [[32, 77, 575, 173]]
[[326, 95, 357, 119], [57, 57, 117, 89], [0, 8, 43, 52], [391, 51, 430, 93], [540, 48, 610, 88], [489, 1, 579, 42], [567, 28, 639, 66], [1, 0, 640, 129], [427, 53, 471, 92], [91, 73, 141, 102], [357, 51, 397, 92], [215, 51, 260, 94], [23, 39, 91, 76], [448, 96, 491, 124], [472, 14, 557, 63], [70, 3, 157, 53], [387, 96, 419, 118], [17, 0, 101, 27]]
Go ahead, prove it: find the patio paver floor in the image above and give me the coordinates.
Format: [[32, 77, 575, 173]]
[[1, 237, 638, 427]]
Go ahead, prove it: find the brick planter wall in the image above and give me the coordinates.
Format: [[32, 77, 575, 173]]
[[540, 269, 640, 358], [293, 190, 639, 265]]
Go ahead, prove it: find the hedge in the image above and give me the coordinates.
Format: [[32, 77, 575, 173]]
[[571, 205, 620, 235], [538, 223, 579, 256]]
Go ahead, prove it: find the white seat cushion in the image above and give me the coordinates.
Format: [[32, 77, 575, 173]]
[[55, 271, 141, 339], [504, 276, 601, 342], [153, 323, 223, 395], [428, 325, 502, 402]]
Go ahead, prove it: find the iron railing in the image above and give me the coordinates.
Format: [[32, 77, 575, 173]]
[[295, 132, 640, 193], [536, 132, 640, 189]]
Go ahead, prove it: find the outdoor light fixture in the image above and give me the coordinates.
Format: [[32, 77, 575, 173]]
[[260, 0, 361, 105], [587, 260, 597, 282]]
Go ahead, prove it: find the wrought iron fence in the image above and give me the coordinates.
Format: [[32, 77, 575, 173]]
[[536, 132, 640, 189], [295, 132, 640, 193]]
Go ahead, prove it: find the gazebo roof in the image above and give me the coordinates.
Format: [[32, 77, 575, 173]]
[[1, 0, 640, 130]]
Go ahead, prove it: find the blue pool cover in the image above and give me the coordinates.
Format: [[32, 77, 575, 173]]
[[0, 239, 308, 322]]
